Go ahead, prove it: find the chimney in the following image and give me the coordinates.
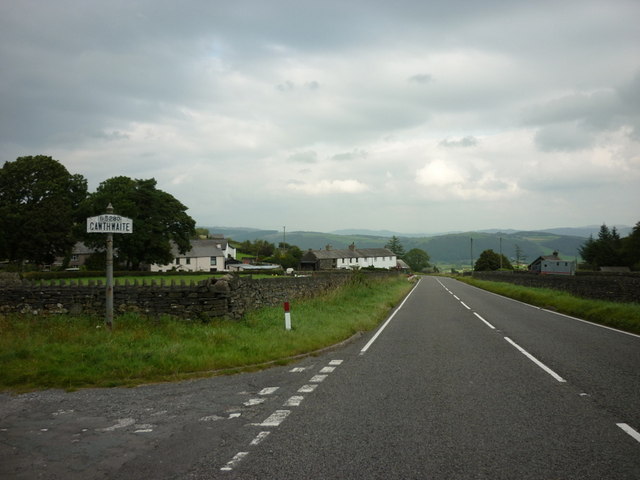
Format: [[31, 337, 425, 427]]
[[325, 244, 332, 251], [349, 243, 356, 251]]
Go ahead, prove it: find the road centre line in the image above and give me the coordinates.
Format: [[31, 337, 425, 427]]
[[460, 301, 471, 310], [360, 278, 421, 354], [616, 423, 640, 443], [473, 312, 496, 329], [504, 337, 566, 383]]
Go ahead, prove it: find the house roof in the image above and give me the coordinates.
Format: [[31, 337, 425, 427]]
[[171, 239, 225, 257], [302, 247, 395, 261]]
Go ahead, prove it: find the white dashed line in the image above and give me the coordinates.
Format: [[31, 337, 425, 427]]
[[298, 384, 318, 393], [290, 367, 306, 373], [243, 398, 266, 407], [310, 374, 327, 383], [259, 387, 279, 395], [283, 396, 304, 407], [250, 431, 271, 446], [460, 301, 471, 310], [504, 337, 566, 383], [258, 410, 290, 427], [220, 452, 248, 471], [320, 366, 335, 373], [617, 423, 640, 443], [473, 312, 496, 329], [329, 359, 343, 366]]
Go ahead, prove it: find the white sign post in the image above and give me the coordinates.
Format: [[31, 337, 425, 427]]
[[86, 204, 133, 329]]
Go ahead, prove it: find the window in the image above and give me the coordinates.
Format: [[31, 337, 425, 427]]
[[186, 257, 191, 265], [210, 256, 217, 266], [176, 258, 181, 265]]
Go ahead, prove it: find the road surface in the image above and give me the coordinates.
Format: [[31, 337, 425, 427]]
[[1, 276, 638, 479]]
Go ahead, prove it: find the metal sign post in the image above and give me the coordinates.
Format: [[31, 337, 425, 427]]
[[86, 204, 133, 329]]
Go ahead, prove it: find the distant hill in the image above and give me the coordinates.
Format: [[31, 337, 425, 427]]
[[203, 226, 600, 267]]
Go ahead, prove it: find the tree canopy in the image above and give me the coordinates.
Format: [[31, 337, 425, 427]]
[[385, 235, 406, 257], [578, 224, 624, 269], [404, 248, 430, 272], [80, 177, 196, 269], [0, 155, 87, 266], [474, 249, 513, 271]]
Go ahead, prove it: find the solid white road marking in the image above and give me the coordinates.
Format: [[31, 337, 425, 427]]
[[258, 410, 290, 427], [259, 387, 279, 395], [504, 337, 566, 383], [220, 452, 248, 471], [473, 312, 496, 329], [360, 279, 421, 354], [298, 384, 318, 393], [283, 396, 304, 407], [250, 431, 271, 446], [617, 423, 640, 443]]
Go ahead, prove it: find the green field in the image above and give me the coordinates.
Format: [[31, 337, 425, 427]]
[[0, 275, 414, 392]]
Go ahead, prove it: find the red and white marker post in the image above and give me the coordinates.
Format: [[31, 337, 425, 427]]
[[284, 301, 292, 330]]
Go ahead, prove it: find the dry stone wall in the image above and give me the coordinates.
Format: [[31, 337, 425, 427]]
[[0, 272, 390, 320]]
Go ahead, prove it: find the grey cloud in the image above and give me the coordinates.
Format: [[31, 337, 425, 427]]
[[533, 122, 595, 152], [288, 151, 318, 164], [332, 149, 368, 161], [409, 74, 433, 84], [439, 136, 479, 148]]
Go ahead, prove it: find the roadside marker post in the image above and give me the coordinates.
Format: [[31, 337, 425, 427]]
[[86, 203, 133, 329], [284, 302, 292, 330]]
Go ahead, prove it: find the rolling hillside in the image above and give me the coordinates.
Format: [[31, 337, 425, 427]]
[[204, 226, 588, 267]]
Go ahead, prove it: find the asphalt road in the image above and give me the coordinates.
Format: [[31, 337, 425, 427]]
[[1, 276, 639, 479]]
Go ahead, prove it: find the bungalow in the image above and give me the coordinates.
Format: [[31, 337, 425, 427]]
[[150, 238, 237, 273], [528, 251, 576, 275], [300, 243, 397, 271]]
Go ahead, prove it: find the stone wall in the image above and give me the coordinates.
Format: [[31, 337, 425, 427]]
[[472, 271, 640, 303], [0, 272, 391, 320]]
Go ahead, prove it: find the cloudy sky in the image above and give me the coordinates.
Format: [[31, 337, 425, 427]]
[[1, 0, 639, 234]]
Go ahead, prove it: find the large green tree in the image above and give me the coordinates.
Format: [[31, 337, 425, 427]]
[[81, 177, 196, 269], [579, 224, 623, 269], [0, 155, 87, 266], [403, 248, 431, 272], [474, 249, 513, 271], [621, 222, 640, 270]]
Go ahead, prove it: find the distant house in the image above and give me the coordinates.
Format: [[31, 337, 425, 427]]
[[150, 238, 237, 273], [528, 251, 576, 275], [300, 243, 397, 271]]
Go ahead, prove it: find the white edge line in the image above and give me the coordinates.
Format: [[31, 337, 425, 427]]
[[461, 281, 640, 339], [360, 278, 421, 354], [473, 312, 496, 329], [617, 423, 640, 443], [504, 337, 566, 383]]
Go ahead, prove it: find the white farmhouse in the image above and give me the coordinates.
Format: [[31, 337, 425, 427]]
[[150, 238, 236, 273], [299, 243, 397, 271]]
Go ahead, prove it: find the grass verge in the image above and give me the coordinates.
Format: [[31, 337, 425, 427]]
[[0, 275, 414, 393], [456, 277, 640, 335]]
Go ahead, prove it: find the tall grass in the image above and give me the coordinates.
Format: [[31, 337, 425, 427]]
[[0, 275, 413, 392], [458, 277, 640, 334]]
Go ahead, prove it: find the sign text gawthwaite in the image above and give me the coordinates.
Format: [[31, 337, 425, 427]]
[[86, 215, 133, 234]]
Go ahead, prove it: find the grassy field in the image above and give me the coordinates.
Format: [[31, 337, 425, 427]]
[[456, 277, 640, 335], [0, 275, 414, 392]]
